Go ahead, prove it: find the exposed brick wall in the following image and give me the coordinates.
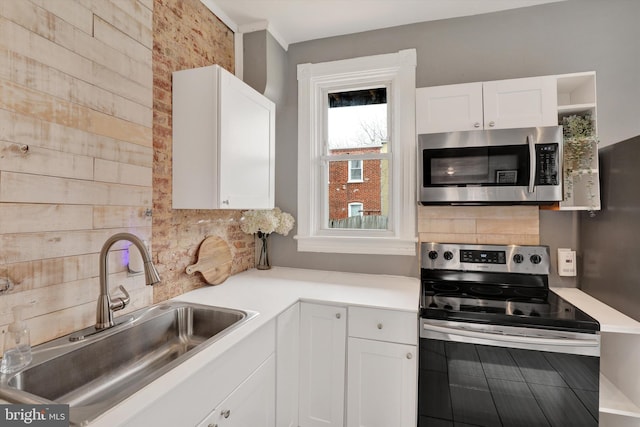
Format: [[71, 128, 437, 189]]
[[152, 0, 254, 302], [328, 147, 382, 220]]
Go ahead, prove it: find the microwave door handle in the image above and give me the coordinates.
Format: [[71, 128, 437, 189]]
[[528, 134, 536, 193]]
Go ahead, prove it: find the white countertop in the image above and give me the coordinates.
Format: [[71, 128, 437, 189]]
[[551, 287, 640, 334], [90, 267, 419, 426], [43, 268, 640, 425]]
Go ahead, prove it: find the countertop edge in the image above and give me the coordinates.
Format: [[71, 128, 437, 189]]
[[551, 287, 640, 334]]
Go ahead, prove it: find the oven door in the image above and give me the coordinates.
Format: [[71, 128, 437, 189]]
[[418, 126, 562, 204], [418, 319, 600, 427]]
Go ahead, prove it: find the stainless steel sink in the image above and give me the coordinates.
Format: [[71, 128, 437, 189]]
[[0, 302, 257, 426]]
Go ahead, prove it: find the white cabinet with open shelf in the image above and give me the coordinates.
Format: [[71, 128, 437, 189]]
[[555, 71, 600, 211], [557, 72, 597, 118]]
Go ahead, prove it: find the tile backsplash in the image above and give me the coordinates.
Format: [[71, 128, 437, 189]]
[[418, 205, 540, 245]]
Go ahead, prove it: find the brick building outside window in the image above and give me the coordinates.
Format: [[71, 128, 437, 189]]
[[328, 146, 383, 221]]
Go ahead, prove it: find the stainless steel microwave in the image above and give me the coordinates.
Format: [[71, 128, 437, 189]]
[[418, 126, 563, 205]]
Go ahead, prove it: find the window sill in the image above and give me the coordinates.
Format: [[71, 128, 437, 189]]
[[294, 235, 417, 256]]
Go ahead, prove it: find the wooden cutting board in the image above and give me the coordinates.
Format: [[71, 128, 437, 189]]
[[185, 236, 232, 285]]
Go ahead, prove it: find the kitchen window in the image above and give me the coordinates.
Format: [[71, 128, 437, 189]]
[[296, 49, 417, 255]]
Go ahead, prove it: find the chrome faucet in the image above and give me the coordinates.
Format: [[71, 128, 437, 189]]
[[96, 233, 161, 330]]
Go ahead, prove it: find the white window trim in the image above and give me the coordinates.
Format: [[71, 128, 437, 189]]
[[295, 49, 417, 256], [348, 202, 364, 217]]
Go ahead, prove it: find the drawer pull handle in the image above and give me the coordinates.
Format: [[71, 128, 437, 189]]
[[221, 409, 231, 419], [335, 313, 341, 319], [377, 323, 383, 330], [208, 424, 218, 427], [406, 353, 413, 360]]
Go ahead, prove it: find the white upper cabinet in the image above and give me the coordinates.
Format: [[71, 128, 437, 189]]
[[416, 82, 483, 133], [416, 76, 557, 134], [483, 76, 558, 129], [172, 65, 275, 210]]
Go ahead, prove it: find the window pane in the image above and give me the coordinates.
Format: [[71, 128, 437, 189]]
[[327, 89, 387, 155], [327, 159, 389, 230], [349, 203, 363, 217], [348, 160, 363, 181]]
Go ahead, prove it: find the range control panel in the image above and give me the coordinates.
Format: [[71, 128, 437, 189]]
[[421, 243, 550, 275]]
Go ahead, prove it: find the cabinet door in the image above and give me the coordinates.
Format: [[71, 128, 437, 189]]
[[172, 65, 275, 210], [416, 82, 483, 134], [482, 76, 558, 129], [198, 354, 276, 427], [346, 338, 417, 427], [299, 303, 347, 427], [277, 303, 300, 427], [219, 68, 275, 209]]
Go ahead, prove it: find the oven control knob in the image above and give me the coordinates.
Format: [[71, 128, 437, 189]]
[[513, 254, 524, 264], [428, 250, 438, 260], [443, 251, 454, 261], [530, 254, 542, 264]]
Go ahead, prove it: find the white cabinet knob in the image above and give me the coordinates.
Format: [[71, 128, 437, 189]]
[[377, 323, 383, 330], [222, 199, 230, 205], [335, 313, 341, 319], [473, 122, 481, 128], [488, 121, 495, 127], [221, 409, 231, 419], [406, 353, 413, 360]]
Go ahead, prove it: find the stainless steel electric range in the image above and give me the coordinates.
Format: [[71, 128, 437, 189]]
[[418, 243, 600, 427]]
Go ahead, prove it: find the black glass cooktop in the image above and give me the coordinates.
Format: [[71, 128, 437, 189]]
[[420, 270, 600, 333]]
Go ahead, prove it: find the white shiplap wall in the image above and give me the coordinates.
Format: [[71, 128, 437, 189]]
[[0, 0, 153, 350]]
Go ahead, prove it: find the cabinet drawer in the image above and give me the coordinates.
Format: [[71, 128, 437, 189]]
[[348, 307, 417, 345]]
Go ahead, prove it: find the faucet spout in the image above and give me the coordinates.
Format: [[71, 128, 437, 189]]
[[96, 233, 161, 330]]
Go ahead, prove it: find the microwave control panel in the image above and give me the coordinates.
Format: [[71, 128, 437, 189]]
[[536, 143, 559, 186]]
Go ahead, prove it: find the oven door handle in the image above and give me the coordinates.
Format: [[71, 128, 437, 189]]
[[422, 322, 600, 350]]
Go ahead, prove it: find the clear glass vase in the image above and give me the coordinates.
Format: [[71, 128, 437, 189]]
[[257, 232, 271, 270]]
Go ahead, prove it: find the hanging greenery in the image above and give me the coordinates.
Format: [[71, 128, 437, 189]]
[[561, 114, 598, 211]]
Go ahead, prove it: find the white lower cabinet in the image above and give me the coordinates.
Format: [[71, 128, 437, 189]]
[[346, 307, 418, 427], [276, 303, 300, 427], [346, 338, 417, 427], [298, 303, 418, 427], [120, 320, 276, 427], [299, 302, 347, 427], [198, 354, 276, 427]]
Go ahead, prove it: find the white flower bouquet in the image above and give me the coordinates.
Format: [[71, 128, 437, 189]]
[[240, 207, 295, 237], [240, 208, 295, 270]]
